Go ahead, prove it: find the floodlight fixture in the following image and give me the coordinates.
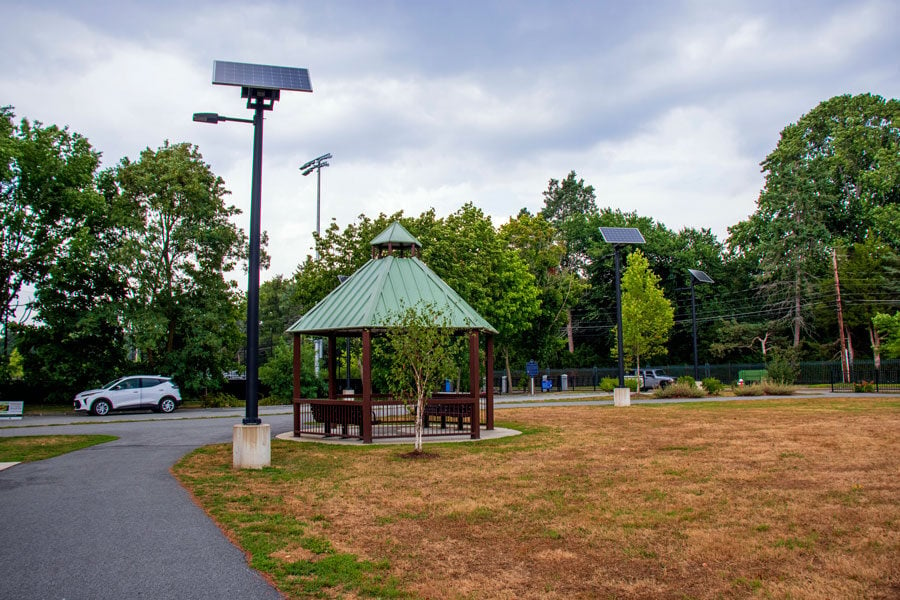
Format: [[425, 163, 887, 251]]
[[600, 226, 645, 388], [688, 269, 714, 380], [195, 59, 313, 428]]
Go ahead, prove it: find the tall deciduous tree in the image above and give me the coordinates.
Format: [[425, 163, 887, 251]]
[[115, 141, 247, 394], [499, 210, 586, 368], [423, 204, 540, 384], [0, 108, 101, 365], [540, 172, 598, 352], [615, 250, 674, 371], [728, 94, 900, 350]]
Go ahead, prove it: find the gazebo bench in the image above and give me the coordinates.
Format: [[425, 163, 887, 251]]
[[310, 402, 363, 437], [423, 401, 472, 430]]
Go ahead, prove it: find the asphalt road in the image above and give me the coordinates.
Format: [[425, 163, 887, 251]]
[[0, 409, 294, 600], [0, 390, 854, 599]]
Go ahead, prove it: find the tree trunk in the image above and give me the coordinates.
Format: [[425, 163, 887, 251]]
[[793, 272, 802, 348], [566, 309, 574, 353], [504, 348, 513, 394], [870, 326, 881, 370], [415, 395, 424, 453]]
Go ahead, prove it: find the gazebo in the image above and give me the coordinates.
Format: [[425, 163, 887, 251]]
[[287, 222, 497, 442]]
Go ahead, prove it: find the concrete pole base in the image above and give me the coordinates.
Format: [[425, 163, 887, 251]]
[[613, 387, 631, 407], [233, 424, 271, 469]]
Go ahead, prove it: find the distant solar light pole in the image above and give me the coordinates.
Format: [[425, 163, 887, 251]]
[[599, 227, 646, 394], [300, 153, 332, 260], [194, 61, 312, 466], [688, 269, 714, 381]]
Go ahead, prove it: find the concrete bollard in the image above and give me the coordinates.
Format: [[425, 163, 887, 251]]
[[233, 424, 271, 469], [613, 387, 631, 407]]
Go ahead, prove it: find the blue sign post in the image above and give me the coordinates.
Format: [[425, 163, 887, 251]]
[[525, 360, 539, 395]]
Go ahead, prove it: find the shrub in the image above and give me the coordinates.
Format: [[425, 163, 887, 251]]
[[702, 377, 724, 396], [599, 377, 617, 392], [767, 347, 800, 384], [259, 396, 291, 406], [761, 382, 795, 395], [676, 375, 696, 387], [623, 377, 640, 392], [853, 381, 876, 393], [732, 382, 794, 396], [201, 392, 242, 408], [653, 382, 705, 399], [733, 384, 764, 396]]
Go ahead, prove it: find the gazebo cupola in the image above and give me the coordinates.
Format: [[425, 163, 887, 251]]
[[369, 221, 422, 259], [287, 222, 496, 443]]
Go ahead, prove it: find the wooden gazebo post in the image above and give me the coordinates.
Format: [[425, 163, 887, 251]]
[[469, 331, 480, 440], [486, 334, 494, 430], [292, 333, 302, 433], [361, 328, 373, 443]]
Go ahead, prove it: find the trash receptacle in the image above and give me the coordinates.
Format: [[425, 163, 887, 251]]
[[561, 374, 568, 391]]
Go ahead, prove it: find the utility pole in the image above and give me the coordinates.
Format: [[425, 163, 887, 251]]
[[833, 248, 850, 383]]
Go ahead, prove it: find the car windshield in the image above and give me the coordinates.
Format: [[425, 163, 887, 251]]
[[103, 377, 125, 389]]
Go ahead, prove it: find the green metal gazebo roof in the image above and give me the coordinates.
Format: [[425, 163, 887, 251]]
[[287, 222, 497, 335]]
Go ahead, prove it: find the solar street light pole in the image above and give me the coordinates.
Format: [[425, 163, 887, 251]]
[[599, 227, 646, 391], [196, 61, 313, 437], [243, 97, 265, 425], [688, 269, 714, 382], [614, 246, 626, 387]]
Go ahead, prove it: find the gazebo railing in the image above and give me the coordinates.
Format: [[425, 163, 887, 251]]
[[292, 394, 488, 440]]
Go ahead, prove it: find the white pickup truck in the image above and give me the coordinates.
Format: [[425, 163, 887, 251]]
[[630, 369, 675, 390]]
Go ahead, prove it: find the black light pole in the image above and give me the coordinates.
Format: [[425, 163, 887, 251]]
[[194, 100, 268, 425], [195, 60, 313, 428], [614, 247, 625, 387], [688, 269, 714, 381]]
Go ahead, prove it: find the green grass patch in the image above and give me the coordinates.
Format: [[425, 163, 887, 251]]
[[0, 434, 117, 462]]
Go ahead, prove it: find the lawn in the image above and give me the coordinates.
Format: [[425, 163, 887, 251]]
[[173, 397, 900, 599], [0, 434, 118, 462]]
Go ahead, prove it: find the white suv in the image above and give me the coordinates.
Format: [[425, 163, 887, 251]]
[[73, 376, 182, 416]]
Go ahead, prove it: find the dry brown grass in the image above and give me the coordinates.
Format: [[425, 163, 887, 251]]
[[175, 397, 900, 599]]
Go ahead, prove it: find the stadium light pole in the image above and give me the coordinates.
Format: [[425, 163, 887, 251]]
[[688, 269, 714, 381], [194, 61, 312, 446], [300, 153, 332, 259]]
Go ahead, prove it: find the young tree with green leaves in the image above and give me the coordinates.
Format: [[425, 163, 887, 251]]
[[381, 304, 463, 454], [615, 250, 674, 372]]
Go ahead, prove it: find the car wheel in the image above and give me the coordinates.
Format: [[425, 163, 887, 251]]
[[92, 399, 111, 416], [159, 397, 177, 414]]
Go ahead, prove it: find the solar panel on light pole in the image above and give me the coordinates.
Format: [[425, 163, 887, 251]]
[[599, 227, 645, 389]]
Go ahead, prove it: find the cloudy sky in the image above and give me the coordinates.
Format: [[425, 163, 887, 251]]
[[3, 0, 898, 280]]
